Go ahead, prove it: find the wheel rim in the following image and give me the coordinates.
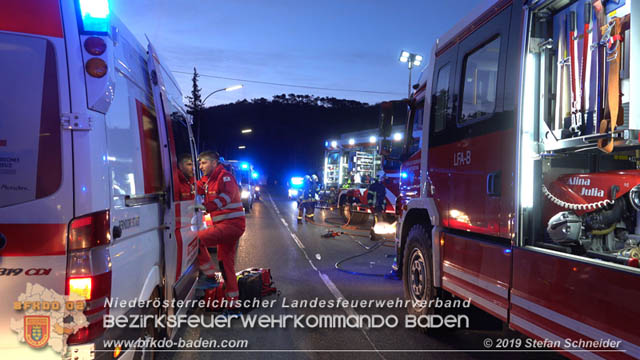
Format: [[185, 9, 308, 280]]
[[409, 247, 427, 308]]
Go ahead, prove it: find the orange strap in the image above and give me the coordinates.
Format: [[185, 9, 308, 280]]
[[598, 16, 628, 152]]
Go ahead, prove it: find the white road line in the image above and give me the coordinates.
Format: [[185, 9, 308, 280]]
[[266, 193, 385, 360]]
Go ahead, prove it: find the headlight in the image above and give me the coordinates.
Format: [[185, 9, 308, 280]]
[[288, 189, 298, 197], [241, 190, 250, 199], [255, 186, 260, 192], [630, 185, 640, 211]]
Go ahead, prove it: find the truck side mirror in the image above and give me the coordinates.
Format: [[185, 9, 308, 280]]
[[379, 102, 394, 138]]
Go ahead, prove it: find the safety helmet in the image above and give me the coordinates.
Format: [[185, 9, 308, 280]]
[[311, 174, 318, 182]]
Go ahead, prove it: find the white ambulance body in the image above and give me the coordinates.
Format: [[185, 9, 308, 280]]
[[0, 0, 200, 358]]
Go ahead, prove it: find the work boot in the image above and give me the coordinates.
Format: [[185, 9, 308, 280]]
[[297, 217, 303, 224]]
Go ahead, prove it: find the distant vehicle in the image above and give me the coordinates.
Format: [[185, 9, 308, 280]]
[[225, 161, 257, 211], [322, 121, 404, 224], [288, 176, 304, 200], [0, 1, 199, 358]]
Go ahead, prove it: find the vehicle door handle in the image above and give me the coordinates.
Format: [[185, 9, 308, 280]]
[[486, 171, 501, 197], [112, 226, 122, 240]]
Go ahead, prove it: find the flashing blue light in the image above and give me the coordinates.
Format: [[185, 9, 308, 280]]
[[291, 177, 304, 186], [325, 141, 329, 147], [78, 0, 110, 34], [251, 172, 259, 179], [81, 186, 87, 192], [504, 249, 512, 254], [401, 172, 408, 179], [240, 162, 249, 170]]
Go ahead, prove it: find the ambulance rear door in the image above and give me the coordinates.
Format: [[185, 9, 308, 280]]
[[147, 41, 199, 335], [0, 0, 74, 357]]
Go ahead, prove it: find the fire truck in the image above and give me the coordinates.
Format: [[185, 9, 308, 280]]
[[322, 123, 404, 225], [0, 0, 199, 359], [394, 0, 639, 358]]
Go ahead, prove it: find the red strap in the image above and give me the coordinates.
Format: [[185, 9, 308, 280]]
[[608, 34, 623, 48]]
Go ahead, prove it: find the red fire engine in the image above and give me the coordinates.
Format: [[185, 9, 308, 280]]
[[322, 120, 404, 225], [394, 0, 639, 358]]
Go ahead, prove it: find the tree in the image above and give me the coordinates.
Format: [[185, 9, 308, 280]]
[[185, 67, 204, 115], [185, 67, 205, 149]]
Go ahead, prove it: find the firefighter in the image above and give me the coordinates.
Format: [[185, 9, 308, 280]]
[[297, 175, 314, 223], [195, 151, 245, 305], [367, 175, 386, 239], [177, 153, 195, 200]]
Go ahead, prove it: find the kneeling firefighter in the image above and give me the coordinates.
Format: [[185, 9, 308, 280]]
[[196, 151, 245, 303]]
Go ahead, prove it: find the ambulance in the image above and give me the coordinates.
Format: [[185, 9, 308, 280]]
[[0, 0, 200, 358], [395, 0, 639, 358]]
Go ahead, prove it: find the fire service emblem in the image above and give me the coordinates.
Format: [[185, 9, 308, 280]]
[[24, 316, 50, 348]]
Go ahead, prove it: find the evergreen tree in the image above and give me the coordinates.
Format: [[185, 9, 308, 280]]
[[185, 67, 205, 150], [185, 67, 204, 115]]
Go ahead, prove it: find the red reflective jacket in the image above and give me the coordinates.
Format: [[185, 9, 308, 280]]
[[197, 164, 245, 224]]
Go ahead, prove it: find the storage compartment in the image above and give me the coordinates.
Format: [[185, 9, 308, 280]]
[[520, 0, 639, 270]]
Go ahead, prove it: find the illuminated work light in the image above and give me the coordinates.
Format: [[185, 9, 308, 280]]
[[77, 0, 110, 34]]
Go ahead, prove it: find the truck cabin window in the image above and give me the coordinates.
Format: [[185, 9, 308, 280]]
[[459, 37, 500, 125]]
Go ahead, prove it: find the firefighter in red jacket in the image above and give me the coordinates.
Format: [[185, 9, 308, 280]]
[[196, 151, 245, 302]]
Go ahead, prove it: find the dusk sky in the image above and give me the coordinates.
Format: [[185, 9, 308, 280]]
[[111, 0, 480, 106]]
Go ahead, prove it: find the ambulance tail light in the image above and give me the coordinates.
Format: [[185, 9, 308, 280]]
[[66, 210, 112, 345], [86, 58, 108, 78], [69, 210, 110, 250]]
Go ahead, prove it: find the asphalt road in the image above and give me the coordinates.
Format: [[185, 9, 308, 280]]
[[159, 188, 562, 360]]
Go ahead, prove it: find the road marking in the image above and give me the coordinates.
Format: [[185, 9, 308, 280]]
[[266, 193, 385, 360]]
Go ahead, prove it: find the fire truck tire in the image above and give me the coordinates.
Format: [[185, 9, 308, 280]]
[[135, 288, 161, 360], [403, 224, 442, 334]]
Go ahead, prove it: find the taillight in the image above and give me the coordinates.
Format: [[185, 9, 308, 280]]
[[69, 210, 110, 250], [66, 210, 112, 345], [85, 58, 108, 78], [84, 36, 106, 55], [68, 277, 92, 300]]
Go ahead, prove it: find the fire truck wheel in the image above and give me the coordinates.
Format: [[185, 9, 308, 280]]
[[403, 225, 440, 333], [136, 288, 161, 360]]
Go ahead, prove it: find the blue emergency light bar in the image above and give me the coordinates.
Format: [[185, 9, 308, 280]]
[[251, 172, 259, 179], [240, 162, 249, 170], [77, 0, 110, 34], [401, 172, 408, 179], [291, 177, 304, 186]]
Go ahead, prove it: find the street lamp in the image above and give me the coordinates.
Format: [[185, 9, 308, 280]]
[[238, 145, 246, 149], [399, 50, 423, 98], [196, 84, 243, 151], [241, 129, 252, 134], [202, 84, 243, 104]]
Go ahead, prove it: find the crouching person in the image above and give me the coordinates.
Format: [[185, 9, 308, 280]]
[[196, 151, 245, 305]]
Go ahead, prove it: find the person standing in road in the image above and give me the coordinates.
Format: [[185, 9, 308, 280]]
[[196, 151, 245, 305], [297, 175, 314, 223]]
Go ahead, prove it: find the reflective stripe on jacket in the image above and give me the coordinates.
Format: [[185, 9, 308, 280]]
[[197, 164, 245, 224]]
